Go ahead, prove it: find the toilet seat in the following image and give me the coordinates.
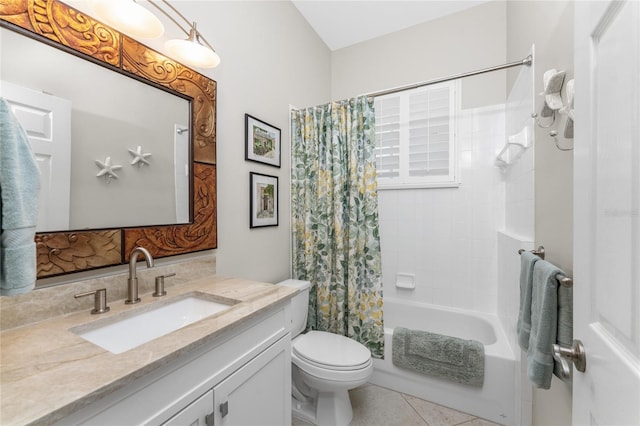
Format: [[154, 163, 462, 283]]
[[292, 331, 373, 381], [293, 331, 371, 369]]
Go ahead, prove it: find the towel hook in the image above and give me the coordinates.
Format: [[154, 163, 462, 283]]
[[531, 112, 556, 128], [549, 130, 574, 152]]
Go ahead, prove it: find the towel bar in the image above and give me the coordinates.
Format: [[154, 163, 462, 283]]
[[556, 275, 573, 288], [518, 246, 545, 259], [517, 246, 573, 288]]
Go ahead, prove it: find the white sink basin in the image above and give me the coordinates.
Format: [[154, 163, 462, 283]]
[[72, 294, 234, 354]]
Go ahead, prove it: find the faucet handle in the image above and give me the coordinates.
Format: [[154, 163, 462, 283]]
[[153, 273, 176, 297], [75, 289, 110, 314]]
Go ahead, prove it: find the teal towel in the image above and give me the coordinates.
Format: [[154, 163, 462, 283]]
[[527, 260, 571, 389], [517, 251, 539, 350], [1, 97, 41, 295], [392, 327, 484, 387]]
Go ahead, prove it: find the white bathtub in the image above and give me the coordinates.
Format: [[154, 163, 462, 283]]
[[370, 297, 516, 425]]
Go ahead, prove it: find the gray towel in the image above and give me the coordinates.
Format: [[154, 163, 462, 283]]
[[526, 260, 572, 389], [517, 251, 539, 350], [392, 327, 484, 387], [1, 97, 41, 295], [555, 283, 573, 382]]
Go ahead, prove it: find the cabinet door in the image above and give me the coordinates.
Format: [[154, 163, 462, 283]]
[[213, 336, 291, 426], [163, 389, 214, 426]]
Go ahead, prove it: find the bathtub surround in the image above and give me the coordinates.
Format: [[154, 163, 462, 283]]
[[291, 96, 384, 358], [378, 103, 505, 311], [391, 327, 485, 387]]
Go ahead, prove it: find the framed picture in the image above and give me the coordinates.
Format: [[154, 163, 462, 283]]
[[250, 172, 278, 228], [245, 114, 281, 167]]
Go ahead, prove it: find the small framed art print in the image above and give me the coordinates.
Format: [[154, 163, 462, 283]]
[[250, 172, 278, 228], [245, 114, 281, 167]]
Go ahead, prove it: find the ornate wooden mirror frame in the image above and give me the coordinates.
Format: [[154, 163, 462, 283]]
[[0, 0, 217, 279]]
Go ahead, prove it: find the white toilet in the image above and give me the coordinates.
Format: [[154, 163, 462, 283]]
[[278, 279, 373, 426]]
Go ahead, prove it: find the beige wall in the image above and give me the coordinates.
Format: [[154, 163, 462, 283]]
[[507, 2, 575, 425], [177, 1, 332, 284], [331, 0, 507, 108]]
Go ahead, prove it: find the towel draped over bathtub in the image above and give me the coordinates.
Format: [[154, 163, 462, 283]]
[[392, 327, 485, 387]]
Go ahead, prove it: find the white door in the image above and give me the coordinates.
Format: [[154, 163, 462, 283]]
[[573, 1, 640, 424], [174, 123, 190, 224], [0, 81, 71, 232]]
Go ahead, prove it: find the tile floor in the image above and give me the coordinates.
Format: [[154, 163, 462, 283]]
[[292, 383, 504, 426]]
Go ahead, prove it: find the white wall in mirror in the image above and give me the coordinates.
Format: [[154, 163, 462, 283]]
[[0, 28, 190, 232]]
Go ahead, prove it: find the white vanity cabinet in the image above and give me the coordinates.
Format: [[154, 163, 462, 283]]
[[165, 337, 290, 426], [162, 389, 213, 426], [55, 303, 292, 426]]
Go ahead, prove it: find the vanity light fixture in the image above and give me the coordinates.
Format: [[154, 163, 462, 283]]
[[149, 1, 221, 69], [92, 0, 164, 39], [93, 0, 220, 69], [164, 22, 220, 69]]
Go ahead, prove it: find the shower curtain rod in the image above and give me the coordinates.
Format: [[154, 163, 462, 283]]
[[365, 55, 532, 99]]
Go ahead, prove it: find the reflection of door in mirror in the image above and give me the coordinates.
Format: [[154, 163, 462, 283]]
[[1, 81, 71, 232], [0, 27, 191, 232], [174, 124, 190, 224]]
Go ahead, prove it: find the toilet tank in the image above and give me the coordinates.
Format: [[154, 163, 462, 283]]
[[277, 279, 311, 337]]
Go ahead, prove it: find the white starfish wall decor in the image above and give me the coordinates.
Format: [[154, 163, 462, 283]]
[[128, 145, 152, 168], [95, 156, 123, 183]]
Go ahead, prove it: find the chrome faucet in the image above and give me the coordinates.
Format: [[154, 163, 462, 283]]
[[126, 247, 154, 304]]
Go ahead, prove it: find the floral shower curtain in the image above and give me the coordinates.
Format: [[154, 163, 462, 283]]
[[291, 96, 384, 358]]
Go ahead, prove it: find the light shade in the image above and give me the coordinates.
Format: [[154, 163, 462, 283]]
[[93, 0, 164, 39], [165, 38, 221, 69]]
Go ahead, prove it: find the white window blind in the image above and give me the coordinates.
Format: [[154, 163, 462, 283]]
[[374, 82, 458, 189]]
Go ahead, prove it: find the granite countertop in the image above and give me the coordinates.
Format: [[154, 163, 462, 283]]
[[0, 276, 297, 425]]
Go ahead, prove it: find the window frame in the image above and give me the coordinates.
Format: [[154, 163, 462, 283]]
[[374, 80, 461, 190]]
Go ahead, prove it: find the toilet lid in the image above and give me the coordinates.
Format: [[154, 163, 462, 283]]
[[293, 330, 371, 370]]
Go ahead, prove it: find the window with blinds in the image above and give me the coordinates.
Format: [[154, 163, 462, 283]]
[[374, 81, 458, 189]]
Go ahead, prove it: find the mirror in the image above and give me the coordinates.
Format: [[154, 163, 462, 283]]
[[1, 28, 191, 231], [0, 0, 217, 280]]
